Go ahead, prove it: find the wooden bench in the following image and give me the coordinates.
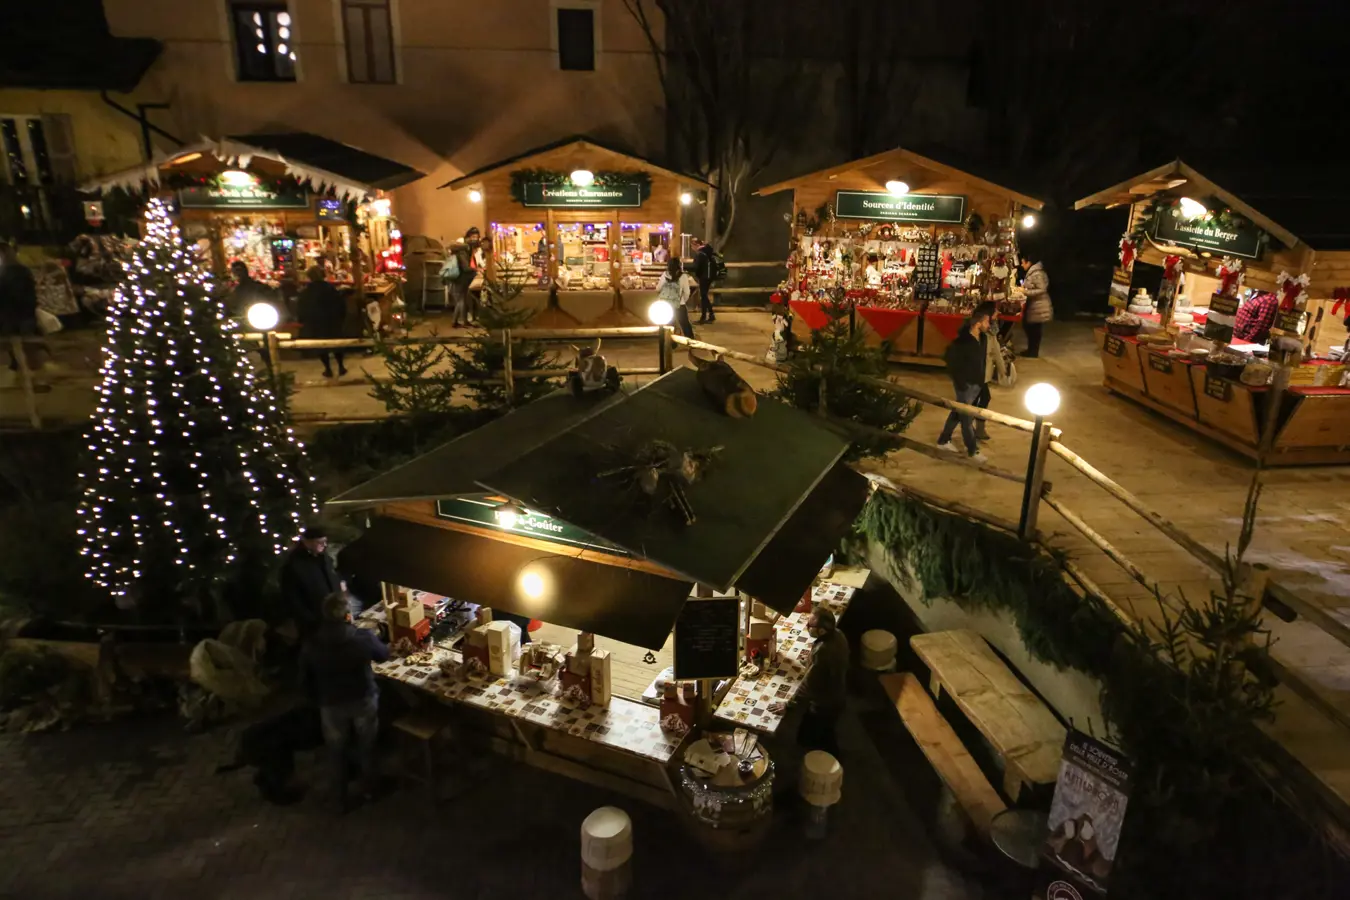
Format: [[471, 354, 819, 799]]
[[881, 672, 1006, 836], [910, 629, 1066, 802]]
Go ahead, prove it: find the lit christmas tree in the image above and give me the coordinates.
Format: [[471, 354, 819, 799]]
[[77, 198, 315, 621]]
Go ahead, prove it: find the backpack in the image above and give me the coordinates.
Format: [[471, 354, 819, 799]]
[[710, 249, 728, 283], [441, 254, 461, 282], [657, 277, 684, 306]]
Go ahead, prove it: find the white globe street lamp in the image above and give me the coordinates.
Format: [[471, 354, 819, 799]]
[[570, 169, 595, 187], [1018, 382, 1061, 540], [885, 180, 909, 196], [246, 301, 279, 332], [647, 298, 675, 326]]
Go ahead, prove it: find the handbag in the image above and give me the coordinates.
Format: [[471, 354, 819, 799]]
[[998, 358, 1017, 388]]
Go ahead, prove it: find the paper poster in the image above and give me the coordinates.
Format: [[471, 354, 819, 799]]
[[1042, 731, 1133, 893]]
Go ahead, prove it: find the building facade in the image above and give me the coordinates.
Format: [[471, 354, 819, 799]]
[[103, 0, 665, 241]]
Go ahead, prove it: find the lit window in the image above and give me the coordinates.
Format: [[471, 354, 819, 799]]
[[230, 2, 297, 82], [342, 0, 396, 84]]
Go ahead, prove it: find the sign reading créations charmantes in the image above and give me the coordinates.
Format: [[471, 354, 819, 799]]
[[834, 190, 967, 224], [435, 495, 628, 556], [521, 183, 643, 208], [1152, 212, 1263, 259]]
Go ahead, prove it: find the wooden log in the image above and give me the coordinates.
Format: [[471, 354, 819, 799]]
[[838, 417, 1026, 484], [689, 352, 757, 417], [1047, 440, 1227, 574], [858, 374, 1052, 435], [1059, 559, 1144, 633], [1040, 495, 1161, 596], [671, 335, 786, 372]]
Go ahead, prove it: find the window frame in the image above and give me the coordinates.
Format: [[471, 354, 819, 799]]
[[228, 1, 299, 83], [550, 0, 602, 72], [340, 0, 399, 85]]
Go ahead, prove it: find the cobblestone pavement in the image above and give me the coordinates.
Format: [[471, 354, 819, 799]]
[[0, 680, 988, 900]]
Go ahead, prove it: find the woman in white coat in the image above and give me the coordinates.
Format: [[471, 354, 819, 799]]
[[1019, 255, 1053, 358]]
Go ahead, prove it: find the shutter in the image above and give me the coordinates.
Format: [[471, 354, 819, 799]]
[[40, 114, 77, 183]]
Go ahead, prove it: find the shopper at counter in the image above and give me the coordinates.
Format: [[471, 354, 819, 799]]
[[656, 258, 696, 338], [692, 238, 717, 324], [280, 526, 344, 637], [770, 608, 849, 757], [1234, 290, 1279, 344], [448, 228, 479, 327], [301, 591, 390, 810], [1019, 255, 1053, 358]]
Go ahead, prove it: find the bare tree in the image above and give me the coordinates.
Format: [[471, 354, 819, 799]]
[[623, 0, 805, 250]]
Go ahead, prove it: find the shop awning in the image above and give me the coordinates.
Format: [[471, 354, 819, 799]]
[[480, 368, 857, 594], [338, 517, 694, 650], [735, 462, 871, 614], [80, 135, 426, 202], [325, 388, 627, 510]]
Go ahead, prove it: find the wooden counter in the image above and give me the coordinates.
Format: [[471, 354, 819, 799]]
[[1097, 328, 1350, 466]]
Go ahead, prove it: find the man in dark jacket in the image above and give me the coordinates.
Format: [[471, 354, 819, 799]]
[[936, 308, 992, 462], [691, 238, 717, 323], [301, 592, 390, 808], [0, 242, 39, 372], [772, 608, 849, 757], [449, 228, 479, 327], [296, 266, 347, 377], [279, 526, 344, 637]]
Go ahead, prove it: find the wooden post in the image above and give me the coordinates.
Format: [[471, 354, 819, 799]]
[[1018, 418, 1052, 540], [12, 336, 41, 430], [266, 330, 282, 373], [658, 326, 672, 374], [502, 328, 515, 405]]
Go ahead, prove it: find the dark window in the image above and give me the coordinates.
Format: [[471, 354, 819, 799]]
[[344, 0, 396, 84], [231, 2, 298, 82], [556, 8, 595, 71]]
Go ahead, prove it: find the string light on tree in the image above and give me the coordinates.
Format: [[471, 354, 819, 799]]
[[76, 198, 316, 619]]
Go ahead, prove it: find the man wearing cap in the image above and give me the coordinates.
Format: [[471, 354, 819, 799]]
[[769, 607, 849, 757], [279, 526, 344, 637]]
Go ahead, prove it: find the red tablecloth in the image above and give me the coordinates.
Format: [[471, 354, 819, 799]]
[[789, 300, 832, 331], [924, 311, 966, 342], [857, 306, 920, 340]]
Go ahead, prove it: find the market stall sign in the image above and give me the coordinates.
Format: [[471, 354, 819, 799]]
[[434, 496, 628, 556], [1272, 309, 1308, 337], [179, 176, 310, 210], [520, 183, 643, 208], [1102, 334, 1127, 358], [315, 199, 345, 221], [1151, 212, 1262, 259], [1204, 374, 1232, 401], [835, 191, 967, 224], [1208, 294, 1240, 317], [1042, 731, 1133, 892], [673, 596, 741, 680], [1147, 353, 1174, 374]]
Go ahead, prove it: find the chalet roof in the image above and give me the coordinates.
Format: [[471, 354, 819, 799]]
[[755, 145, 1044, 210], [442, 136, 710, 190]]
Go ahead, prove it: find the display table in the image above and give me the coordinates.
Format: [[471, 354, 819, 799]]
[[787, 299, 1019, 367], [713, 583, 855, 734], [1096, 328, 1350, 465]]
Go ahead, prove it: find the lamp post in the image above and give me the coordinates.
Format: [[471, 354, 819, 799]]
[[1018, 383, 1060, 540], [246, 301, 281, 393], [648, 299, 675, 373]]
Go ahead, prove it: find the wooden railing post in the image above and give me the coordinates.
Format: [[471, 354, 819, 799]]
[[502, 328, 515, 405], [12, 336, 41, 430], [1018, 417, 1053, 540], [658, 325, 671, 374]]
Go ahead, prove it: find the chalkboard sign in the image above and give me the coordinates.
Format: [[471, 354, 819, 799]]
[[1147, 353, 1174, 375], [913, 244, 941, 301], [1273, 309, 1308, 337], [673, 597, 741, 680], [1204, 318, 1235, 343], [1204, 374, 1231, 401], [1102, 334, 1126, 358], [1208, 293, 1240, 317]]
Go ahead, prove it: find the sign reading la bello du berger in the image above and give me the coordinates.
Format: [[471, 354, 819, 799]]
[[834, 190, 967, 224]]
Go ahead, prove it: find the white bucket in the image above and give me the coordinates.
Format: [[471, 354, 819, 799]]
[[800, 750, 843, 807], [860, 629, 898, 671], [581, 806, 633, 873]]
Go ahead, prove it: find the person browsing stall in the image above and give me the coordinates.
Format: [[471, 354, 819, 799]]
[[301, 591, 390, 810], [655, 258, 697, 339], [1019, 254, 1053, 358], [936, 306, 993, 462], [280, 526, 345, 637], [296, 266, 348, 378], [769, 608, 849, 757]]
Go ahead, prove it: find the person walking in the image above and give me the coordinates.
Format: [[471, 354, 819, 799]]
[[300, 592, 390, 810], [691, 238, 717, 324], [296, 266, 348, 377], [1020, 255, 1053, 358], [655, 258, 696, 338], [448, 228, 479, 327], [279, 526, 344, 638], [936, 306, 992, 462], [974, 300, 1000, 442], [0, 242, 39, 373], [769, 608, 849, 757]]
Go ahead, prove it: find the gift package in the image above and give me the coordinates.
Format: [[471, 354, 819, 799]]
[[386, 591, 430, 646], [746, 618, 777, 667]]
